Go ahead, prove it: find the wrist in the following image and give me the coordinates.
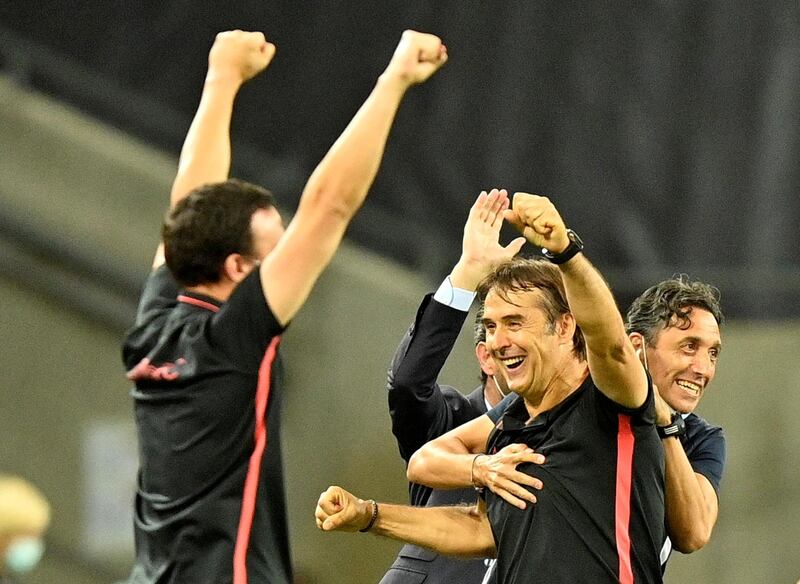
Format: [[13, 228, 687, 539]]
[[377, 70, 412, 94], [470, 454, 486, 490], [204, 70, 246, 90], [542, 229, 584, 265], [657, 412, 686, 440], [450, 258, 485, 291], [358, 499, 379, 532]]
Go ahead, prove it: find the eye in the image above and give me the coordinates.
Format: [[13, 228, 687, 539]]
[[709, 348, 720, 363], [681, 341, 697, 354], [508, 320, 523, 331]]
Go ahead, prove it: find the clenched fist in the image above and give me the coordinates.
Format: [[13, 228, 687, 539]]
[[383, 30, 448, 87], [207, 30, 276, 84], [315, 485, 372, 532], [504, 192, 570, 254]]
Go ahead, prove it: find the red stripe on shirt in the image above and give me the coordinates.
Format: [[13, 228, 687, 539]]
[[177, 294, 220, 313], [616, 413, 635, 584], [233, 336, 281, 584]]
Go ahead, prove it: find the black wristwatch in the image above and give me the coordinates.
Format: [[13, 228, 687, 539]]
[[542, 229, 584, 265], [657, 412, 687, 440]]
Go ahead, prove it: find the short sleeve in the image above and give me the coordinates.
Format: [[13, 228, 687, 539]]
[[134, 265, 180, 327], [209, 268, 286, 370], [685, 423, 726, 494]]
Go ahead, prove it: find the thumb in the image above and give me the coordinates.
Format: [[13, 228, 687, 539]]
[[504, 237, 526, 257], [322, 515, 340, 531]]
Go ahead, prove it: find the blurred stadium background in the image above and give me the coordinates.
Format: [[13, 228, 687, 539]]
[[1, 3, 798, 583]]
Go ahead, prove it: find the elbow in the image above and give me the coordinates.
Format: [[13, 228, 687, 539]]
[[406, 448, 427, 484], [301, 182, 361, 223], [670, 525, 713, 554]]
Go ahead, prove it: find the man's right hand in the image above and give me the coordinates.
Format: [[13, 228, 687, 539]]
[[382, 30, 448, 88], [315, 486, 372, 532], [207, 30, 276, 85], [474, 443, 545, 509]]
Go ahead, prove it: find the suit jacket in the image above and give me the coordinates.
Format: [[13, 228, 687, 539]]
[[381, 294, 489, 584]]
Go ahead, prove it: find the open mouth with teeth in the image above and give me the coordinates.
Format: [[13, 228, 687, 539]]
[[501, 356, 526, 370], [676, 380, 702, 397]]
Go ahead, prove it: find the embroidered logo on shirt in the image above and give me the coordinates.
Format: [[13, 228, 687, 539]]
[[127, 358, 187, 381]]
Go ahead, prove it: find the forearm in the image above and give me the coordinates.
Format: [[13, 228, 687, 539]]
[[170, 76, 241, 206], [559, 253, 646, 406], [408, 437, 479, 488], [372, 502, 495, 558], [663, 438, 718, 552], [558, 254, 626, 346]]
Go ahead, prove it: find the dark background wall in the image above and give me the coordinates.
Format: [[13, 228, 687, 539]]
[[2, 1, 799, 318]]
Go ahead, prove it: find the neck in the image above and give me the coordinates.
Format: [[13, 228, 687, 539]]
[[483, 379, 505, 409], [186, 281, 233, 302], [522, 357, 589, 420]]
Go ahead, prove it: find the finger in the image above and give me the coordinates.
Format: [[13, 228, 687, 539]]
[[502, 443, 529, 454], [481, 189, 499, 222], [322, 511, 347, 531], [486, 189, 507, 226], [314, 506, 329, 525], [515, 451, 546, 465], [503, 237, 526, 257], [503, 209, 524, 232], [496, 487, 529, 510], [318, 496, 341, 516], [496, 478, 538, 504], [407, 31, 444, 62], [508, 470, 544, 491]]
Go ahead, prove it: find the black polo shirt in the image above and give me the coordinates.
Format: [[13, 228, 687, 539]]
[[122, 266, 290, 584], [485, 376, 665, 584], [682, 413, 725, 494]]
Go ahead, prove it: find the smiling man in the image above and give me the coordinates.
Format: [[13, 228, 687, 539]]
[[405, 276, 726, 573], [626, 278, 726, 561], [317, 193, 667, 584]]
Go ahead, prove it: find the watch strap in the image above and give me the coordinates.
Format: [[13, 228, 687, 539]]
[[657, 412, 686, 439], [542, 229, 584, 265]]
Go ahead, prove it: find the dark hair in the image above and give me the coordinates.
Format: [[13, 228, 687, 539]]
[[163, 179, 277, 287], [477, 257, 586, 361], [473, 306, 489, 386], [625, 275, 724, 345]]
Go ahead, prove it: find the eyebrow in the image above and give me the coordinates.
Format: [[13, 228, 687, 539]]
[[679, 335, 722, 350], [482, 313, 526, 326]]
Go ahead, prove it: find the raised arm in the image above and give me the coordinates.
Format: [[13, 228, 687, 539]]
[[504, 193, 648, 408], [260, 31, 447, 326], [315, 485, 495, 558], [154, 30, 274, 269]]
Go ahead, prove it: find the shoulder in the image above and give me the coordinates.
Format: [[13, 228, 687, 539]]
[[587, 373, 656, 425], [219, 269, 285, 335], [684, 413, 726, 449]]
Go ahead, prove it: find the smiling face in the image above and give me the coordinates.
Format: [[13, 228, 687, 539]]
[[482, 288, 569, 397], [644, 308, 721, 414]]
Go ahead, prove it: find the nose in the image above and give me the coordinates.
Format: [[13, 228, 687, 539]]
[[690, 350, 714, 380], [490, 325, 512, 354]]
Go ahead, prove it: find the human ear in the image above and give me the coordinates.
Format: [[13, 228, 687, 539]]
[[475, 342, 496, 376], [222, 253, 251, 283]]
